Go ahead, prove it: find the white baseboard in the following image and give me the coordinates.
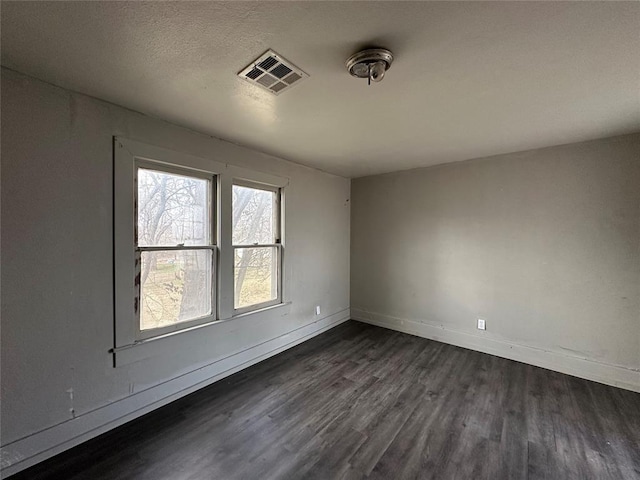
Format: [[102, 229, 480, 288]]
[[0, 309, 350, 478], [351, 308, 640, 393]]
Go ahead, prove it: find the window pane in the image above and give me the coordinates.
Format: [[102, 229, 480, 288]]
[[138, 168, 210, 247], [234, 247, 277, 309], [232, 185, 276, 245], [140, 250, 212, 330]]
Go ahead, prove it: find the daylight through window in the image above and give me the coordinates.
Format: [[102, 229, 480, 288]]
[[136, 166, 215, 333], [115, 138, 287, 349], [232, 182, 281, 311]]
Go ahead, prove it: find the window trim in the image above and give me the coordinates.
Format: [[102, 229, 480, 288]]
[[113, 137, 290, 356], [114, 138, 225, 348], [232, 179, 283, 315]]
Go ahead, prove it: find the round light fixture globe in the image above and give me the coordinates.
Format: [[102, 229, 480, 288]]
[[346, 48, 394, 84]]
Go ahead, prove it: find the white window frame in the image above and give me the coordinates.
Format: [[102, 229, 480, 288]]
[[134, 160, 217, 340], [113, 137, 289, 355], [114, 139, 221, 347], [232, 179, 283, 315]]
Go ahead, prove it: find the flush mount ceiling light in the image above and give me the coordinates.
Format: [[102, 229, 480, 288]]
[[346, 48, 394, 85]]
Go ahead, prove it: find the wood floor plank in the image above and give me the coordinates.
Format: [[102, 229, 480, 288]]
[[9, 321, 640, 480]]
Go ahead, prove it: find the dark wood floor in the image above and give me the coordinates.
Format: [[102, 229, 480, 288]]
[[10, 321, 640, 480]]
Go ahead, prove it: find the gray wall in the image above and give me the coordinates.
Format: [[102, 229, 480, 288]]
[[1, 68, 350, 475], [352, 134, 640, 391]]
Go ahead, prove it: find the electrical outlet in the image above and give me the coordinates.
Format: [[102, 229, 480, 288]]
[[315, 305, 321, 316], [477, 319, 486, 330]]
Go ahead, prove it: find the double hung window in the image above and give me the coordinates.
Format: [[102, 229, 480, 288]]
[[114, 138, 286, 353], [232, 182, 282, 312], [136, 163, 216, 338]]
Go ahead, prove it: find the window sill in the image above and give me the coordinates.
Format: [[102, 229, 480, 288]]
[[233, 300, 286, 318], [111, 301, 292, 367]]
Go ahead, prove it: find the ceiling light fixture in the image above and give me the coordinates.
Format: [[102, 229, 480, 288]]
[[346, 48, 394, 85]]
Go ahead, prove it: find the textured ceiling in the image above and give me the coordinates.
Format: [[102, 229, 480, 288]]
[[2, 1, 639, 177]]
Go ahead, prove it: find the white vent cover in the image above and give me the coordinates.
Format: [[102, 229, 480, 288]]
[[238, 49, 309, 96]]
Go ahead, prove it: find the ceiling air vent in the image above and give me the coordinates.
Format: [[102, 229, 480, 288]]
[[238, 49, 309, 96]]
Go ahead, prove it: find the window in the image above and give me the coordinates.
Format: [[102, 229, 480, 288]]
[[136, 164, 216, 337], [232, 182, 281, 312], [114, 138, 288, 357]]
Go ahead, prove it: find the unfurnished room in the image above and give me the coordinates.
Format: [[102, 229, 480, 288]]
[[1, 1, 639, 479]]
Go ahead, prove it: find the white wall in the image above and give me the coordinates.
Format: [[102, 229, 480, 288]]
[[0, 68, 350, 476], [351, 134, 640, 392]]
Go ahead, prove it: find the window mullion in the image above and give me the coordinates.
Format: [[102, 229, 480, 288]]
[[218, 174, 235, 320]]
